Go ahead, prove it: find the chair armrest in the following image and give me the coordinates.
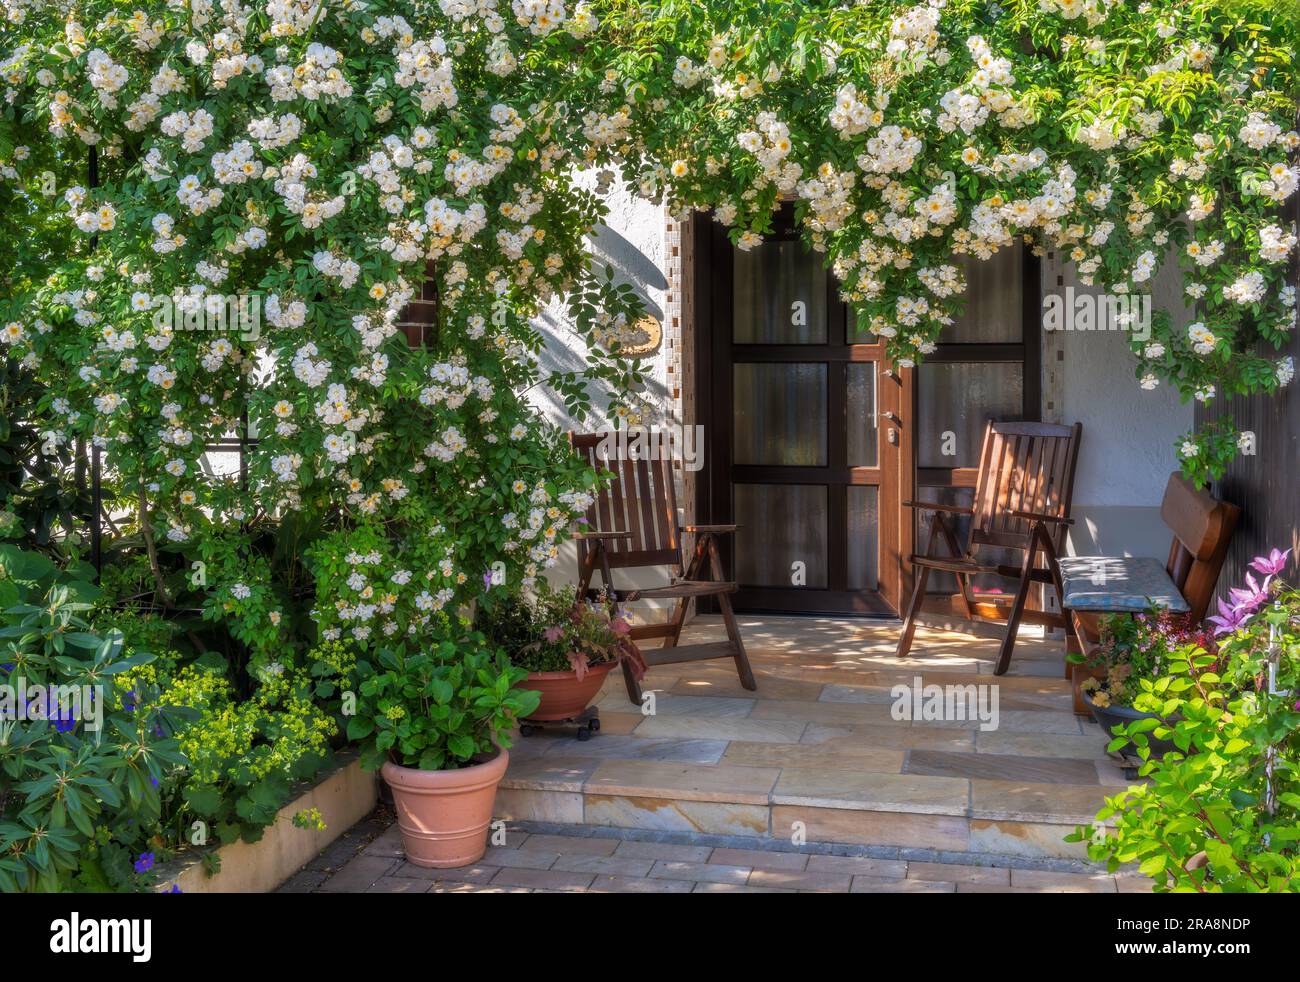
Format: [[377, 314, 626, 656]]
[[681, 524, 739, 534], [903, 500, 974, 515], [572, 529, 633, 540], [1009, 509, 1074, 526]]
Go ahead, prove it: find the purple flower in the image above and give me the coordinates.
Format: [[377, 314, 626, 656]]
[[166, 883, 182, 893], [134, 852, 155, 874], [1208, 596, 1251, 637], [1250, 548, 1291, 579], [1227, 572, 1269, 615]]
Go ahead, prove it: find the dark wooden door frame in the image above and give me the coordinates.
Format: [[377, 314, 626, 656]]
[[692, 208, 902, 617]]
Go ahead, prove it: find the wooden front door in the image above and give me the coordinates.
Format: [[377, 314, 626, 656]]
[[695, 208, 908, 616]]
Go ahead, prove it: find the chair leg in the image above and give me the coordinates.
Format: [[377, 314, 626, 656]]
[[664, 596, 688, 650], [621, 656, 643, 707], [717, 591, 756, 691], [996, 535, 1040, 676], [896, 563, 930, 659]]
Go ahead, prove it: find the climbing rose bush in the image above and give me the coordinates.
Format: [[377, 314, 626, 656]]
[[0, 0, 1295, 657]]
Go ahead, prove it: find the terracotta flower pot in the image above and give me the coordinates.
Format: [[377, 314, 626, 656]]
[[381, 747, 509, 868], [519, 660, 616, 721]]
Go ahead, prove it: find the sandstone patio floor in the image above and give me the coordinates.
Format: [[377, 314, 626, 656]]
[[295, 616, 1151, 893], [491, 616, 1131, 861]]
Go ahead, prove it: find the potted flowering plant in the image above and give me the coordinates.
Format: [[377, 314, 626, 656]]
[[476, 581, 646, 726], [342, 633, 539, 868], [1078, 607, 1214, 757]]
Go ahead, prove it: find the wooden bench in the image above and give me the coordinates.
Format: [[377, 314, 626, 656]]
[[1055, 472, 1240, 713]]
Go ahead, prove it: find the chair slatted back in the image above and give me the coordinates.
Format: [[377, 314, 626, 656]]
[[571, 433, 681, 571], [1159, 472, 1241, 621], [969, 420, 1083, 553]]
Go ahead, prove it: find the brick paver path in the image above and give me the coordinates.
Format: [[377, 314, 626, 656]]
[[285, 812, 1147, 894]]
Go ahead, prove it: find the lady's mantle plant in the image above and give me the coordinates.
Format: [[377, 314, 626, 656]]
[[0, 0, 1295, 656], [1074, 550, 1300, 893]]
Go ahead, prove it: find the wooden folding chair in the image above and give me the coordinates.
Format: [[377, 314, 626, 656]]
[[896, 420, 1083, 676], [569, 432, 756, 705]]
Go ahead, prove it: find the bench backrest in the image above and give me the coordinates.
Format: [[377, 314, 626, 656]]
[[1159, 472, 1241, 621], [570, 432, 681, 571]]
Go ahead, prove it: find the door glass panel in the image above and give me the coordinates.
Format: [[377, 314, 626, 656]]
[[916, 362, 1023, 468], [734, 240, 828, 344], [845, 363, 878, 467], [941, 247, 1023, 343], [846, 485, 879, 590], [733, 363, 827, 466], [734, 484, 828, 588]]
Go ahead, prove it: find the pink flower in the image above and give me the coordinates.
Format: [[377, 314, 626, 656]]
[[610, 616, 631, 635], [1250, 548, 1291, 579]]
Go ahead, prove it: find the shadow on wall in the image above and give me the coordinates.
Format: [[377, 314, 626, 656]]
[[588, 223, 667, 320], [528, 222, 672, 427]]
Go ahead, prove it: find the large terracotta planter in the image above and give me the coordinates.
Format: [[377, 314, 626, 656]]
[[519, 660, 616, 721], [381, 748, 508, 868]]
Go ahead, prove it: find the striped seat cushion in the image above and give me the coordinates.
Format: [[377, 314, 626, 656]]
[[1057, 556, 1189, 613]]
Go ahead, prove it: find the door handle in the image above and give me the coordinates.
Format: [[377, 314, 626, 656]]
[[883, 411, 900, 423]]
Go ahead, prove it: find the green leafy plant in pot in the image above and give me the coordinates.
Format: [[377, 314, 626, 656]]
[[335, 634, 539, 868]]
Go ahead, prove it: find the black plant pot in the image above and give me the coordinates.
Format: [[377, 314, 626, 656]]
[[1083, 689, 1178, 758]]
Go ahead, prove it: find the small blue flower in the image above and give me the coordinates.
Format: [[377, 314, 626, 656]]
[[134, 852, 155, 874]]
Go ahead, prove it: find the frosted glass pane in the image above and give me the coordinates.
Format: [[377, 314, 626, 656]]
[[733, 363, 827, 466], [734, 484, 828, 588], [845, 363, 878, 467], [916, 362, 1023, 468], [941, 247, 1023, 343], [847, 485, 879, 590], [734, 240, 828, 344]]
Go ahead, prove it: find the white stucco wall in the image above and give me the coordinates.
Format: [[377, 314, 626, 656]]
[[530, 173, 678, 609], [1045, 250, 1194, 561], [530, 168, 674, 429]]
